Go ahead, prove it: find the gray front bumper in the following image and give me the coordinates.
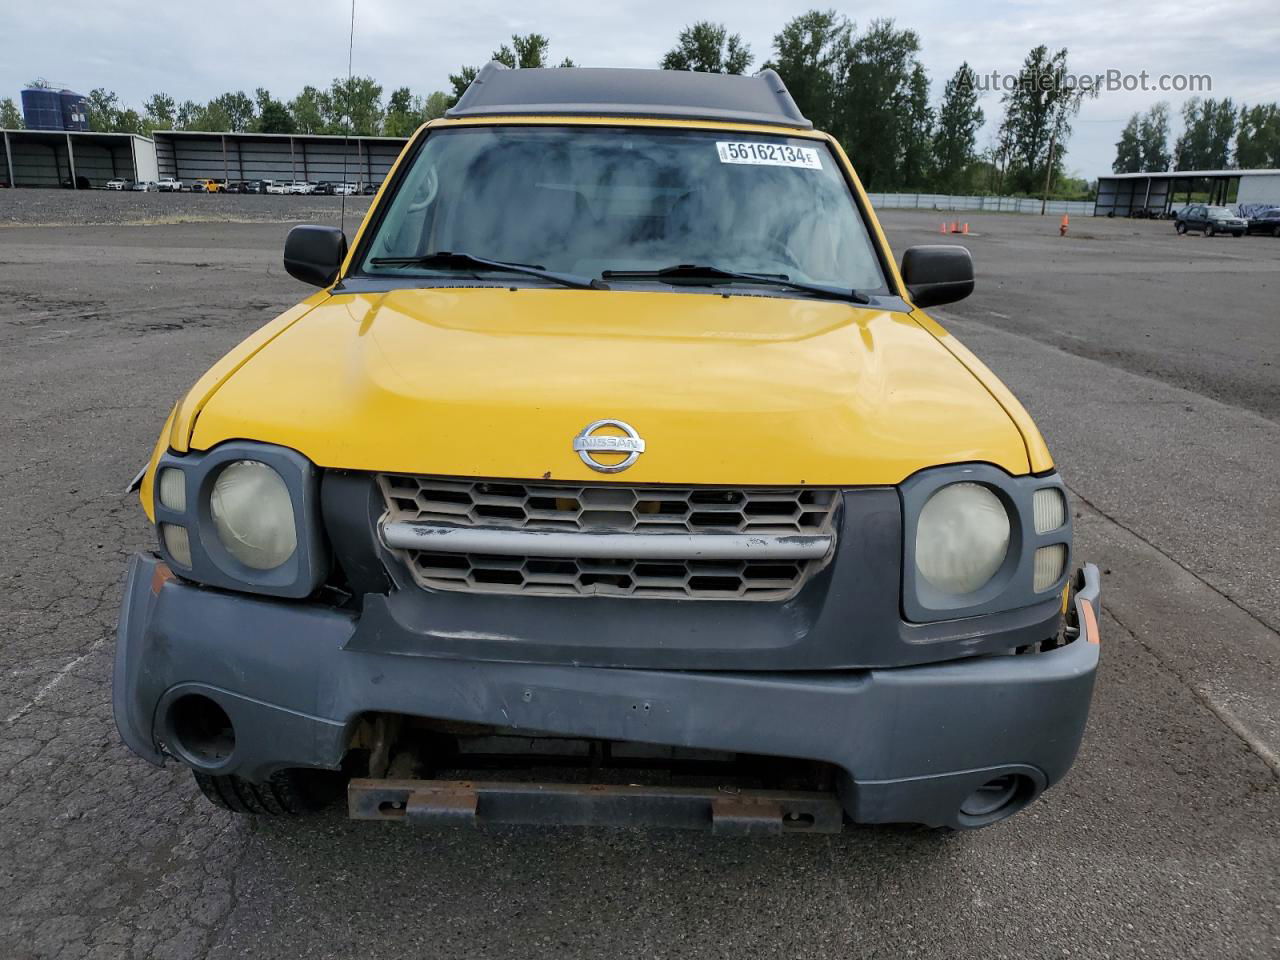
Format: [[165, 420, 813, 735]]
[[114, 553, 1101, 829]]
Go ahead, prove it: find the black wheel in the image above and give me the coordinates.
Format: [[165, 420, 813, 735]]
[[1175, 221, 1186, 235], [192, 768, 336, 816], [1206, 224, 1216, 237], [1274, 226, 1280, 238]]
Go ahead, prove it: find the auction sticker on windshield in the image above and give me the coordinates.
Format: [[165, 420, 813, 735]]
[[716, 142, 822, 169]]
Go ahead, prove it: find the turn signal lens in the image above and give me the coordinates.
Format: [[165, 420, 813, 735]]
[[1033, 544, 1067, 591], [161, 523, 192, 567], [1033, 488, 1066, 533], [157, 468, 186, 512]]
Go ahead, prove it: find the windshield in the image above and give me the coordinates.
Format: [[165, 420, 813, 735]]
[[1206, 206, 1234, 216], [359, 126, 888, 294]]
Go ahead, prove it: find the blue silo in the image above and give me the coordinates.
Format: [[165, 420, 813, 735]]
[[60, 91, 89, 131], [21, 88, 64, 130]]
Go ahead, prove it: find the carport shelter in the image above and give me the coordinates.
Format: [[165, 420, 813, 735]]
[[1, 129, 158, 188]]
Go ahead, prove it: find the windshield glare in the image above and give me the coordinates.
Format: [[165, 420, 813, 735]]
[[361, 126, 888, 293]]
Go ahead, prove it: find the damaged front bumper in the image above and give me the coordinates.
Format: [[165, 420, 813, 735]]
[[114, 552, 1101, 830]]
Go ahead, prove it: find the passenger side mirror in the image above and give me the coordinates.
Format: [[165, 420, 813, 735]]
[[284, 225, 348, 287], [900, 245, 975, 308]]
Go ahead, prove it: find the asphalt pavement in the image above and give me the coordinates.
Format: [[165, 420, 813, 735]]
[[0, 196, 1276, 959]]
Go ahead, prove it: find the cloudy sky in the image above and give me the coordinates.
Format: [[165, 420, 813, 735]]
[[5, 0, 1278, 178]]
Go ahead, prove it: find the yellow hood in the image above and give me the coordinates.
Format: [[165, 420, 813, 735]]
[[183, 288, 1034, 485]]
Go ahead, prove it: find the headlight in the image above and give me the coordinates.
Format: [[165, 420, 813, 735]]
[[210, 460, 297, 569], [914, 482, 1011, 594]]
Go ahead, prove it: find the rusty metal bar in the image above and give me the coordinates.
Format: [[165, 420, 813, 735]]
[[349, 778, 844, 834]]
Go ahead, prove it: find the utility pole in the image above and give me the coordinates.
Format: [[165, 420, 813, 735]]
[[1040, 125, 1058, 215]]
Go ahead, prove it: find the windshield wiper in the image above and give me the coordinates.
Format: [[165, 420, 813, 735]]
[[369, 251, 604, 290], [601, 263, 871, 304]]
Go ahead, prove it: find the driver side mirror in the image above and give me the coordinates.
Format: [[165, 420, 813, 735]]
[[900, 245, 974, 308], [284, 225, 348, 287]]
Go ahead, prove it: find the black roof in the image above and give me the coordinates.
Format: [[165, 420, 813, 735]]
[[446, 63, 812, 130]]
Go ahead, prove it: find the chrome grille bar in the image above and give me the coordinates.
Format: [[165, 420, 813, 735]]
[[382, 522, 833, 561]]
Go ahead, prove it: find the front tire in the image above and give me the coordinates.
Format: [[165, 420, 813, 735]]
[[193, 769, 334, 816], [1206, 224, 1216, 237], [1175, 222, 1186, 235]]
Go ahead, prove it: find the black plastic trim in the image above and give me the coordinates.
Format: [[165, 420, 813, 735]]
[[899, 464, 1072, 622], [153, 443, 330, 599], [447, 63, 812, 129]]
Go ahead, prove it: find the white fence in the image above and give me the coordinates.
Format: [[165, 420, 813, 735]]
[[866, 192, 1096, 217]]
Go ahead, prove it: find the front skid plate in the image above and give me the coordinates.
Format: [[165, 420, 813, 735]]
[[348, 778, 845, 835]]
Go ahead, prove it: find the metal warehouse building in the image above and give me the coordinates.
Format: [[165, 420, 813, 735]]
[[153, 130, 408, 188], [2, 129, 409, 189], [1095, 169, 1280, 217], [1, 129, 158, 188]]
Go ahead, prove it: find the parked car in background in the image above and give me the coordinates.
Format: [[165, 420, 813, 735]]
[[312, 181, 334, 195], [288, 181, 317, 195], [265, 181, 288, 195], [1244, 208, 1280, 236], [1175, 204, 1246, 237], [190, 180, 207, 193], [129, 181, 157, 192], [333, 182, 358, 196], [157, 177, 183, 192], [106, 178, 128, 191], [361, 181, 378, 195]]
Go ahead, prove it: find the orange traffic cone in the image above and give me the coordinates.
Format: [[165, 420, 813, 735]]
[[951, 220, 959, 233], [962, 223, 969, 235], [1059, 214, 1069, 236], [940, 222, 948, 234]]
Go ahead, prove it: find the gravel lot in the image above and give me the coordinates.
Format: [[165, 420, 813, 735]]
[[0, 190, 373, 227], [1, 193, 1277, 959]]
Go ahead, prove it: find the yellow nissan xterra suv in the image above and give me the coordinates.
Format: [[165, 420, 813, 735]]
[[115, 64, 1101, 832]]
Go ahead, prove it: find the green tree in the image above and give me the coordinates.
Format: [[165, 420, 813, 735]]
[[0, 97, 23, 129], [448, 66, 479, 106], [898, 61, 934, 188], [204, 91, 255, 132], [420, 90, 450, 121], [383, 86, 419, 137], [1235, 102, 1280, 168], [765, 10, 852, 135], [329, 75, 384, 135], [86, 88, 122, 131], [1137, 102, 1172, 171], [493, 33, 551, 68], [251, 88, 295, 134], [836, 19, 923, 189], [175, 100, 201, 130], [142, 93, 176, 134], [115, 108, 145, 135], [258, 101, 295, 134], [1174, 97, 1236, 170], [660, 21, 753, 74], [995, 45, 1092, 194], [933, 62, 984, 191], [1113, 114, 1143, 173], [288, 86, 332, 134]]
